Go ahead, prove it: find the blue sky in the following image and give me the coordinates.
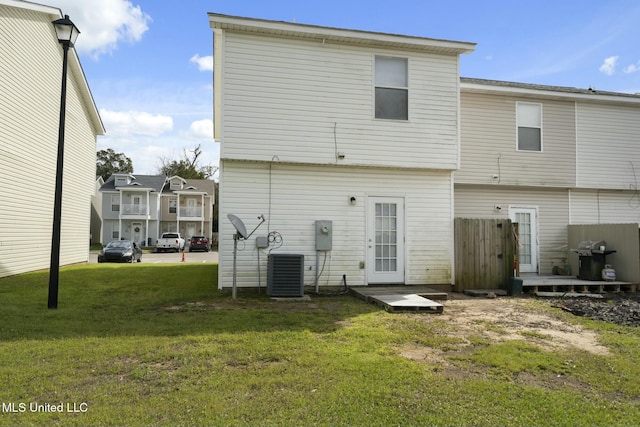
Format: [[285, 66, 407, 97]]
[[46, 0, 640, 176]]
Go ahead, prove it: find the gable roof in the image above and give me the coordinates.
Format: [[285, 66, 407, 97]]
[[162, 178, 215, 195], [1, 0, 105, 135], [209, 13, 476, 55], [100, 174, 167, 192], [461, 77, 640, 105]]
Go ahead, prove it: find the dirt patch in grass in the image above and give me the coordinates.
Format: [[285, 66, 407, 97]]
[[400, 296, 611, 368]]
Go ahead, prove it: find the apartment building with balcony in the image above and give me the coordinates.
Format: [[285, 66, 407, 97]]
[[99, 174, 215, 247], [159, 176, 215, 242], [99, 173, 166, 246]]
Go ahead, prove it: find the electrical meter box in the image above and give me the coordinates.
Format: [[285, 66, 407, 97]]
[[315, 220, 332, 251]]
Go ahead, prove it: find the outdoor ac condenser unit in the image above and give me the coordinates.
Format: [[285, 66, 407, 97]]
[[267, 254, 304, 297]]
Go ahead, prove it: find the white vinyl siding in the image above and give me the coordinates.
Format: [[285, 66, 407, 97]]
[[517, 102, 542, 151], [219, 32, 461, 170], [569, 189, 640, 225], [576, 103, 640, 189], [0, 5, 100, 278], [457, 92, 576, 187], [454, 185, 570, 274], [219, 161, 455, 289]]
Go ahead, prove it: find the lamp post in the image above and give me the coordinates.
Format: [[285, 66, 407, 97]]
[[48, 15, 80, 309]]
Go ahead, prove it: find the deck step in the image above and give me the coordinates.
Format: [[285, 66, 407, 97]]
[[367, 294, 444, 313]]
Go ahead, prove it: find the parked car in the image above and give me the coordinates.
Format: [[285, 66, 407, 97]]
[[189, 236, 210, 252], [156, 232, 185, 252], [98, 240, 142, 263]]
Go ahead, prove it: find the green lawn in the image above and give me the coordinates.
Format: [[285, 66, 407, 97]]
[[0, 263, 638, 426]]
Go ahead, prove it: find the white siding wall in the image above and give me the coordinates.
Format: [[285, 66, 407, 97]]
[[570, 189, 640, 225], [455, 186, 570, 274], [220, 32, 461, 170], [457, 92, 576, 187], [219, 161, 455, 289], [0, 6, 97, 277], [576, 103, 640, 190]]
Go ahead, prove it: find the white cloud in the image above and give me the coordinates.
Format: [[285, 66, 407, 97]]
[[599, 56, 619, 75], [190, 54, 214, 72], [100, 110, 173, 137], [188, 119, 214, 139], [49, 0, 151, 58], [623, 61, 640, 74]]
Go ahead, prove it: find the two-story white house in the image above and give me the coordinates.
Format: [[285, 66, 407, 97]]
[[210, 14, 475, 291], [456, 78, 640, 276], [0, 0, 105, 278]]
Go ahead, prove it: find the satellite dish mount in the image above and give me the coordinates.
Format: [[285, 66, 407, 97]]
[[227, 214, 266, 298]]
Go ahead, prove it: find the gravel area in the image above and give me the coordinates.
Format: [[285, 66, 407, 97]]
[[548, 293, 640, 327]]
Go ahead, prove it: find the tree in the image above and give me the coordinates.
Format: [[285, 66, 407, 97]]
[[158, 144, 218, 179], [96, 148, 133, 180]]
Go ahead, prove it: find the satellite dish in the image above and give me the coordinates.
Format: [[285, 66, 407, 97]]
[[227, 214, 248, 239]]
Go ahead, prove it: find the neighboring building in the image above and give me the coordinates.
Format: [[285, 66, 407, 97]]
[[98, 174, 215, 247], [160, 176, 215, 241], [456, 78, 640, 274], [0, 0, 105, 278], [209, 14, 476, 290], [99, 174, 166, 247]]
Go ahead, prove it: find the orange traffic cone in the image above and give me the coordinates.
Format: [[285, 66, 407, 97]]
[[181, 250, 186, 262]]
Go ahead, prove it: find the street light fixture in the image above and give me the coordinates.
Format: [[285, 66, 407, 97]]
[[48, 15, 80, 309]]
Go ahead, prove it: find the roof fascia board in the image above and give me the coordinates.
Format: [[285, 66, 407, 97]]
[[209, 13, 476, 54], [0, 0, 57, 14], [461, 82, 640, 105]]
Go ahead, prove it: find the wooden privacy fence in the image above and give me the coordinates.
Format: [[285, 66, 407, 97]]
[[454, 218, 517, 292]]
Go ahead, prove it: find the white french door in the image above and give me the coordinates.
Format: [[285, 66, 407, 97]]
[[509, 207, 538, 273], [367, 197, 405, 284]]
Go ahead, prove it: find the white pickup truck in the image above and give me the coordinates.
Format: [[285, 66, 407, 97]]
[[156, 232, 185, 252]]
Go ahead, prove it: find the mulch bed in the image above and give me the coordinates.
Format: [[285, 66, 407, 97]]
[[549, 293, 640, 327]]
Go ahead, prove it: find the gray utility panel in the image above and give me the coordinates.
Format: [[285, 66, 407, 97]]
[[315, 220, 333, 251]]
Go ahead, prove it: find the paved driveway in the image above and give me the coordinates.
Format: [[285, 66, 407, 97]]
[[90, 250, 218, 264]]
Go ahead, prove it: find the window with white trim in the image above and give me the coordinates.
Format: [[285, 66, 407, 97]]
[[168, 197, 177, 214], [111, 194, 120, 212], [111, 221, 119, 239], [517, 102, 542, 151], [375, 56, 408, 120]]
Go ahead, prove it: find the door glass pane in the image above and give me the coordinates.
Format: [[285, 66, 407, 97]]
[[374, 203, 398, 273], [516, 212, 532, 265]]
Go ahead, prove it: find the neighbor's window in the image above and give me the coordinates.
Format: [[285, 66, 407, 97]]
[[375, 56, 408, 120], [111, 194, 120, 212], [517, 102, 542, 151], [168, 198, 177, 214], [111, 221, 119, 239]]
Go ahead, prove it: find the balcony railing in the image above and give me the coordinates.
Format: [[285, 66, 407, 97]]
[[179, 207, 203, 218], [121, 204, 149, 216]]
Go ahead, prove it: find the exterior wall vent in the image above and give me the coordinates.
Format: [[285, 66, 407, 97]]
[[267, 254, 304, 297]]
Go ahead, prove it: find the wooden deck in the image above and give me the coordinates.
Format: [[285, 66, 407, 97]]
[[520, 275, 637, 293], [349, 286, 447, 313]]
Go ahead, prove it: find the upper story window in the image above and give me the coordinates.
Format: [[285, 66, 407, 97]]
[[375, 56, 408, 120], [517, 102, 542, 151], [111, 194, 120, 212], [168, 198, 177, 214]]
